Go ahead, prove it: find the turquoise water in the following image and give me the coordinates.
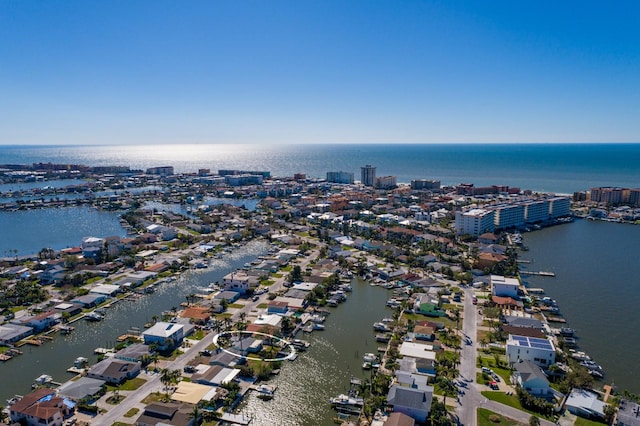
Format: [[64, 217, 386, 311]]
[[1, 143, 639, 193]]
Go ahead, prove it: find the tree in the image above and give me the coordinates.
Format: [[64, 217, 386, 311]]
[[189, 405, 202, 425], [529, 415, 541, 426]]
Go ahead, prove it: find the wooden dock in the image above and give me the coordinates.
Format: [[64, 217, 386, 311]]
[[521, 271, 555, 277]]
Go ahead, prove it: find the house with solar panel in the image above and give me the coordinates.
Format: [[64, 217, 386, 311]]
[[506, 334, 556, 369]]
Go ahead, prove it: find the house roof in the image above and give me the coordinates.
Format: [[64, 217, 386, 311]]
[[387, 385, 433, 411], [143, 321, 184, 338], [58, 377, 106, 400], [514, 360, 549, 384], [384, 412, 416, 426], [9, 388, 56, 413]]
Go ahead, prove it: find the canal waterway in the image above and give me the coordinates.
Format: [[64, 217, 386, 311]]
[[239, 278, 394, 426], [519, 219, 640, 394], [0, 240, 270, 404]]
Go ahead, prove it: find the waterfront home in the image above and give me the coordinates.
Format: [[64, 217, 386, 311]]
[[214, 290, 241, 304], [267, 301, 289, 315], [81, 236, 105, 259], [512, 360, 551, 396], [386, 384, 433, 424], [491, 274, 520, 298], [8, 388, 74, 426], [57, 377, 106, 402], [142, 321, 184, 352], [70, 293, 107, 308], [192, 364, 240, 386], [565, 388, 608, 420], [114, 343, 151, 363], [222, 271, 256, 294], [506, 334, 556, 368], [89, 283, 121, 297], [616, 399, 640, 426], [398, 342, 436, 375], [171, 381, 222, 405], [21, 310, 60, 332], [384, 412, 416, 426], [273, 296, 306, 311], [52, 302, 83, 317], [0, 323, 33, 345], [180, 306, 211, 325], [87, 358, 141, 384]]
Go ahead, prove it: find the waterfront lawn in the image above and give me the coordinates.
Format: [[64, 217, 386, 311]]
[[106, 378, 146, 392], [477, 408, 521, 426]]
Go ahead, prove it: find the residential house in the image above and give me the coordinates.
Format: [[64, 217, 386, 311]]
[[114, 343, 150, 363], [384, 412, 416, 426], [491, 274, 520, 298], [192, 364, 240, 386], [21, 311, 60, 332], [134, 402, 192, 426], [8, 388, 74, 426], [57, 377, 106, 402], [222, 271, 256, 294], [512, 360, 550, 396], [386, 384, 433, 424], [565, 388, 608, 420], [617, 399, 640, 426], [87, 358, 141, 384], [0, 323, 34, 345], [506, 334, 556, 368], [142, 321, 184, 351]]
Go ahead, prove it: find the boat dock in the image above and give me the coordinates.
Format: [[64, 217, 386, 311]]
[[520, 271, 555, 277], [94, 347, 115, 354]]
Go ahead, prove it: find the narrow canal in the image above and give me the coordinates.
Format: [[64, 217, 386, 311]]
[[0, 240, 270, 404], [238, 277, 394, 426]]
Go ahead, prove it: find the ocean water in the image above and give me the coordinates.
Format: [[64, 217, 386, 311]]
[[1, 143, 639, 194]]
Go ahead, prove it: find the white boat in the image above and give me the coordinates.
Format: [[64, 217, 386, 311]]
[[373, 322, 390, 332], [84, 312, 104, 322], [73, 357, 88, 368], [256, 384, 276, 399], [34, 374, 53, 386], [291, 339, 310, 350], [329, 394, 364, 407], [362, 353, 377, 363], [312, 323, 325, 330]]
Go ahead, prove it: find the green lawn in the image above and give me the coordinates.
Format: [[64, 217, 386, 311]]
[[257, 303, 268, 309], [228, 303, 244, 309], [123, 408, 139, 418], [481, 391, 555, 420], [106, 377, 146, 392], [477, 408, 523, 426], [191, 330, 205, 340], [260, 280, 275, 286], [575, 417, 607, 426]]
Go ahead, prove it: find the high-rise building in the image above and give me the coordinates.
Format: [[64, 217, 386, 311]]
[[360, 165, 376, 187], [326, 171, 355, 184], [455, 209, 495, 236], [375, 175, 397, 189]]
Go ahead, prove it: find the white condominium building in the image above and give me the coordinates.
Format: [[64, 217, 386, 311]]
[[455, 208, 495, 236]]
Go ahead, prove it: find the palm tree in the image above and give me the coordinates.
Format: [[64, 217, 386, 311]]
[[160, 368, 172, 395], [189, 405, 202, 425]]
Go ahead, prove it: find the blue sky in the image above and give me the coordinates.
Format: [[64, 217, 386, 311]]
[[1, 1, 639, 145]]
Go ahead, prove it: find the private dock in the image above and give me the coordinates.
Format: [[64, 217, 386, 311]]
[[520, 271, 555, 277]]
